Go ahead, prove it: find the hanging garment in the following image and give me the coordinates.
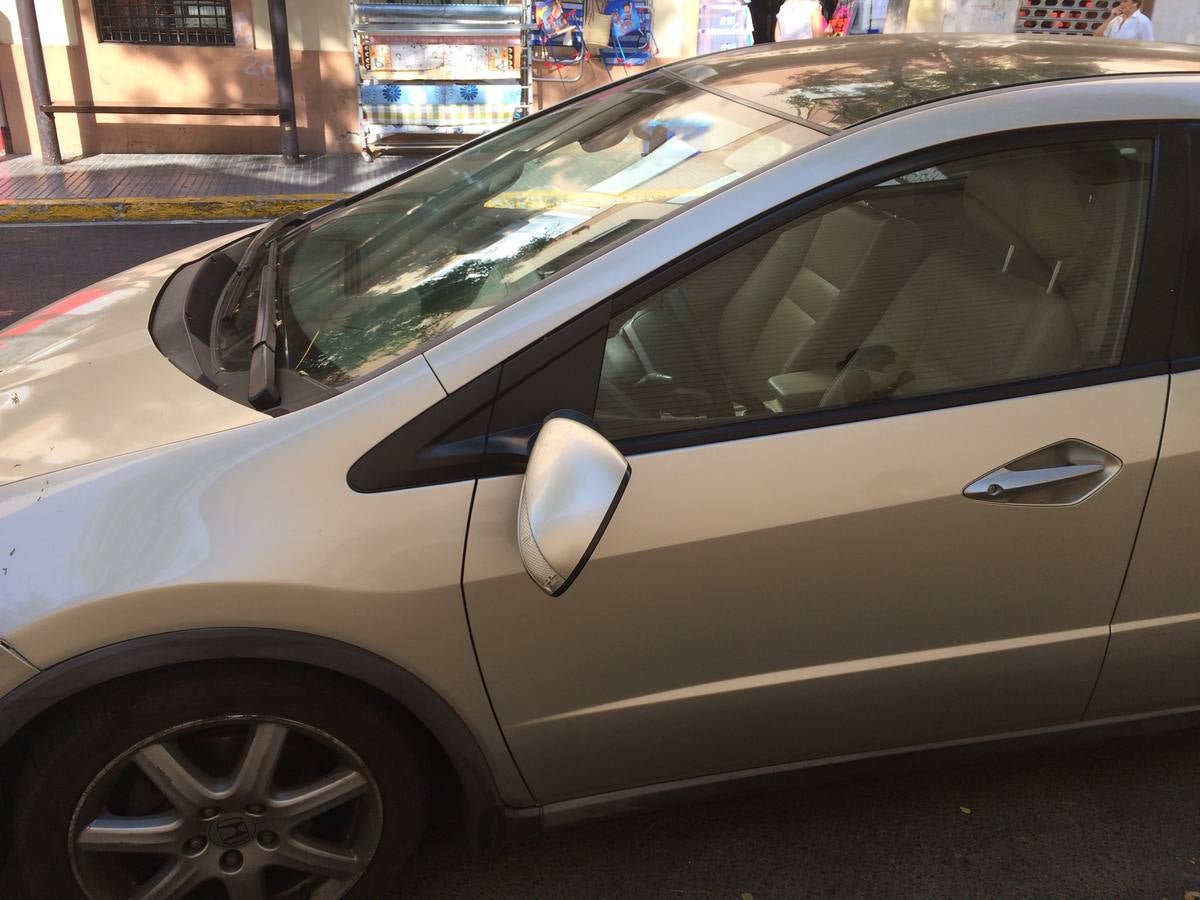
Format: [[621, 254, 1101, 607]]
[[827, 0, 854, 36]]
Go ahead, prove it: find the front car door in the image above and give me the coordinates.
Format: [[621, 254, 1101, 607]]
[[460, 125, 1185, 803], [1086, 122, 1200, 720]]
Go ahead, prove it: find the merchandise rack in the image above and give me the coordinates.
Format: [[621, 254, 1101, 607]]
[[695, 0, 753, 56], [351, 0, 533, 159]]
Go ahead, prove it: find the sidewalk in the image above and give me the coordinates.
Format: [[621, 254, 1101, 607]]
[[0, 153, 419, 223]]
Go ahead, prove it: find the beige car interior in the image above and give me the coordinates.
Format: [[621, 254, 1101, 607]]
[[595, 141, 1151, 437]]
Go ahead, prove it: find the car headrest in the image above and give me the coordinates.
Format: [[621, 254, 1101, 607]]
[[963, 150, 1092, 262]]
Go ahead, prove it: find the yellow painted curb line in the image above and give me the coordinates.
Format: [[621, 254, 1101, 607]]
[[0, 194, 348, 223]]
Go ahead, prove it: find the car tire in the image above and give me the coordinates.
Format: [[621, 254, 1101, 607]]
[[11, 660, 431, 900]]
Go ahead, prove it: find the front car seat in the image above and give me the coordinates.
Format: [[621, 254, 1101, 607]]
[[822, 152, 1095, 408]]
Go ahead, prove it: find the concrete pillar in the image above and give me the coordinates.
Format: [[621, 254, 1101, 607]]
[[0, 75, 13, 154], [905, 0, 947, 31], [14, 0, 61, 164], [885, 0, 912, 32], [267, 0, 300, 163]]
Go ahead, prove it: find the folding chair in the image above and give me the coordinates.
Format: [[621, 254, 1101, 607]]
[[532, 0, 589, 82], [598, 0, 658, 69]]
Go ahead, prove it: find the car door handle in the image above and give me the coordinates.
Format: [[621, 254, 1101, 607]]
[[964, 464, 1105, 500], [963, 440, 1121, 506]]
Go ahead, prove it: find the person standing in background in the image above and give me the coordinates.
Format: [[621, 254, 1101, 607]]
[[1097, 0, 1154, 40], [775, 0, 825, 40]]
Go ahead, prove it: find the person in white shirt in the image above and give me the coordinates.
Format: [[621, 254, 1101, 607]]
[[775, 0, 825, 41], [1097, 0, 1154, 41]]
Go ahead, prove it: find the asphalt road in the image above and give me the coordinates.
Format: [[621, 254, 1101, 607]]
[[0, 222, 246, 324], [2, 223, 1200, 899]]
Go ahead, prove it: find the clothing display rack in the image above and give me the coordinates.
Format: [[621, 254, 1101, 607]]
[[351, 0, 533, 159], [695, 0, 753, 55]]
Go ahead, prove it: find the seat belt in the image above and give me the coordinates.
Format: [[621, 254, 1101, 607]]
[[664, 287, 749, 415]]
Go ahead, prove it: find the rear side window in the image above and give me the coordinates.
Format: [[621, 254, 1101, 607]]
[[594, 139, 1152, 440]]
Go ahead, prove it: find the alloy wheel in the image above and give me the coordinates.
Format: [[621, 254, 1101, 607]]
[[67, 715, 384, 900]]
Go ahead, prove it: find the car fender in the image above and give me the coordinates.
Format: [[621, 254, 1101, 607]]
[[0, 354, 534, 811], [0, 627, 537, 847]]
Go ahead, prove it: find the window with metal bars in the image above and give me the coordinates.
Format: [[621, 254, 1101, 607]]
[[1014, 0, 1115, 35], [94, 0, 235, 45]]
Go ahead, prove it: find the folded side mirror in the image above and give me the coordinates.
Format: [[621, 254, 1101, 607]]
[[518, 413, 631, 596]]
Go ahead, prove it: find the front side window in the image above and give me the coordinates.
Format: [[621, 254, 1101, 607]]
[[213, 72, 820, 389], [595, 139, 1152, 439]]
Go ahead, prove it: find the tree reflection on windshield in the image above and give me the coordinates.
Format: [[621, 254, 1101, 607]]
[[216, 72, 819, 389]]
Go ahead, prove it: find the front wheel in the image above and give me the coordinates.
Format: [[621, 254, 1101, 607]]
[[12, 662, 431, 900]]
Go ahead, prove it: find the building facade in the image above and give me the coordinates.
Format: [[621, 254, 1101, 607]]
[[896, 0, 1199, 40], [0, 0, 1196, 160]]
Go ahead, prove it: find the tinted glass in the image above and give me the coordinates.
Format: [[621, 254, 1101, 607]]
[[213, 72, 820, 389], [595, 139, 1152, 440], [673, 37, 1200, 129]]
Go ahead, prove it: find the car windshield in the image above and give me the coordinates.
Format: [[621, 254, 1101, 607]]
[[213, 71, 821, 389]]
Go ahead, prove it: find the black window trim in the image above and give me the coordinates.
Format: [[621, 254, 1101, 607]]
[[1168, 123, 1200, 370]]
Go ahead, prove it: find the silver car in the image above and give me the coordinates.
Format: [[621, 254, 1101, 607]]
[[2, 33, 1200, 900]]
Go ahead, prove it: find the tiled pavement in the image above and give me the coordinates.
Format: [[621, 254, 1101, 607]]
[[0, 153, 418, 202]]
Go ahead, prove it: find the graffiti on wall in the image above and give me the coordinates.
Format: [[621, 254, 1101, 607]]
[[242, 52, 276, 80]]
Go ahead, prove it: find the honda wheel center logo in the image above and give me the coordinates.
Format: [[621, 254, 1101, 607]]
[[212, 817, 254, 848]]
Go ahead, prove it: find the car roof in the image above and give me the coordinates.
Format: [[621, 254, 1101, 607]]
[[668, 34, 1200, 132]]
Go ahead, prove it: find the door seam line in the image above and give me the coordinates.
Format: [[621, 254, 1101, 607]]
[[458, 476, 538, 801], [1080, 372, 1171, 720]]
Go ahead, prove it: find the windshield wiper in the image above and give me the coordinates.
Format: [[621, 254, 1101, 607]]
[[248, 241, 282, 410], [215, 199, 350, 333], [216, 211, 306, 324]]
